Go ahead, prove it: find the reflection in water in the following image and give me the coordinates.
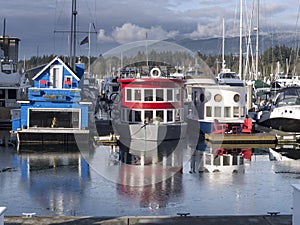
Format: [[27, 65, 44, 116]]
[[117, 173, 183, 209], [86, 138, 187, 186], [188, 142, 253, 173], [115, 139, 185, 209], [3, 133, 299, 216], [19, 151, 90, 216], [269, 144, 300, 160]]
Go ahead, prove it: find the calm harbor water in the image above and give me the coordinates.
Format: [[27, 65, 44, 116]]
[[0, 136, 299, 217]]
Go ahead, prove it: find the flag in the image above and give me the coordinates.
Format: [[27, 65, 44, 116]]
[[80, 36, 88, 45]]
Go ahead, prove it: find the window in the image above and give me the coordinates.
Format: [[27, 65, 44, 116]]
[[8, 90, 17, 99], [214, 106, 222, 117], [144, 89, 153, 101], [206, 106, 212, 117], [64, 76, 72, 88], [214, 94, 222, 102], [145, 111, 153, 123], [224, 107, 231, 117], [167, 89, 173, 101], [234, 94, 240, 102], [156, 89, 164, 101], [233, 107, 239, 117], [128, 110, 133, 122], [126, 89, 132, 101], [0, 89, 5, 99], [167, 110, 173, 122], [156, 110, 164, 122], [193, 91, 197, 105], [134, 89, 141, 101], [134, 111, 142, 122], [200, 93, 205, 102]]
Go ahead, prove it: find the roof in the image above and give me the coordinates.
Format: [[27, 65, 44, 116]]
[[32, 56, 80, 81]]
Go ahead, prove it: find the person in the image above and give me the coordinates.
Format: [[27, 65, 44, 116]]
[[51, 117, 57, 128]]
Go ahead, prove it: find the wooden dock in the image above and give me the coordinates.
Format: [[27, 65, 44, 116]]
[[94, 134, 119, 146], [205, 132, 277, 144], [255, 125, 300, 144]]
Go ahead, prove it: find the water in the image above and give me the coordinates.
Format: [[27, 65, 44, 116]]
[[0, 138, 299, 217]]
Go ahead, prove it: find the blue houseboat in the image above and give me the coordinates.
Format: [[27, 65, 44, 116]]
[[11, 56, 91, 145]]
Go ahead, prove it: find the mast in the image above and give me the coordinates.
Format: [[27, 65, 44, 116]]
[[239, 0, 243, 79], [88, 22, 91, 75], [222, 18, 225, 70], [69, 0, 77, 69], [255, 0, 259, 80]]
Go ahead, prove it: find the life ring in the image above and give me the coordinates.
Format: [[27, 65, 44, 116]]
[[150, 67, 161, 78]]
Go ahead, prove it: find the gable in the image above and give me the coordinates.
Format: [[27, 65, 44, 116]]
[[32, 56, 80, 81]]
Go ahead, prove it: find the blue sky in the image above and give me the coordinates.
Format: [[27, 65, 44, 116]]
[[0, 0, 299, 58]]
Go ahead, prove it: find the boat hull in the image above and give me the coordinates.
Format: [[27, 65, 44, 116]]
[[257, 105, 300, 132], [114, 122, 187, 143], [258, 117, 300, 132]]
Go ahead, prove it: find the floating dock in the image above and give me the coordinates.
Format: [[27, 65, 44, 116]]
[[205, 132, 277, 144], [255, 125, 300, 144], [15, 128, 89, 145], [94, 134, 119, 146]]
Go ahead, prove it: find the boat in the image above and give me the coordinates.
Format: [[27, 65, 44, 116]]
[[186, 72, 247, 135], [111, 61, 187, 143], [10, 56, 91, 146], [256, 86, 300, 132], [216, 68, 244, 87], [94, 76, 120, 136], [0, 25, 30, 129], [268, 146, 299, 161]]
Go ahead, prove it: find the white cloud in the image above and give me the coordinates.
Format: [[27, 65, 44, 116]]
[[188, 22, 221, 39], [97, 29, 114, 42], [101, 23, 179, 44]]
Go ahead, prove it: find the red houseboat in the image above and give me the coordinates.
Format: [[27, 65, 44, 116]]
[[112, 62, 187, 142]]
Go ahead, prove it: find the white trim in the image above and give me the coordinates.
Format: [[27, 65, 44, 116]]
[[32, 56, 80, 81], [121, 108, 185, 123], [125, 87, 181, 103], [27, 108, 81, 129]]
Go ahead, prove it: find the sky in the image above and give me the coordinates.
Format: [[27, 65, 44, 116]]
[[0, 0, 299, 59]]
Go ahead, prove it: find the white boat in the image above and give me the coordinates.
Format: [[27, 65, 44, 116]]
[[186, 73, 247, 135], [112, 62, 187, 143], [0, 32, 30, 128], [257, 86, 300, 132], [216, 68, 245, 87]]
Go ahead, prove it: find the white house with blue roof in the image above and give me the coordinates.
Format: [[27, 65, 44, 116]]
[[11, 56, 91, 146]]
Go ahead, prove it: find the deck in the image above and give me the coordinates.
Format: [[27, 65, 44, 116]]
[[15, 128, 89, 145], [205, 132, 277, 144]]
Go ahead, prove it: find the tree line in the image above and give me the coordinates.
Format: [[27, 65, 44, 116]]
[[21, 45, 299, 81]]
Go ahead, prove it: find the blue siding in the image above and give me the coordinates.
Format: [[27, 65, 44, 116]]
[[13, 57, 90, 133]]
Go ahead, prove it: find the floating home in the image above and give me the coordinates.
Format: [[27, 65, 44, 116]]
[[11, 56, 90, 145]]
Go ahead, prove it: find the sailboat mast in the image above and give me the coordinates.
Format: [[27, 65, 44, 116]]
[[69, 0, 77, 69], [88, 22, 91, 75], [222, 18, 225, 70], [239, 0, 243, 79], [255, 0, 259, 80]]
